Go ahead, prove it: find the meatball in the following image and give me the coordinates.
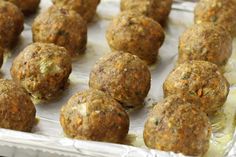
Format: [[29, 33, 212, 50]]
[[194, 0, 236, 36], [106, 11, 165, 65], [0, 1, 24, 48], [52, 0, 100, 23], [5, 0, 40, 14], [163, 60, 229, 114], [32, 6, 87, 56], [0, 79, 36, 132], [0, 47, 4, 68], [89, 52, 151, 108], [11, 42, 72, 100], [143, 95, 211, 156], [178, 23, 232, 67], [120, 0, 173, 25], [60, 89, 129, 143]]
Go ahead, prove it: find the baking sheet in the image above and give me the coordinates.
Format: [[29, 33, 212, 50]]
[[0, 0, 236, 157]]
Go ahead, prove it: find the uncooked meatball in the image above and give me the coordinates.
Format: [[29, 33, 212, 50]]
[[163, 60, 229, 114], [5, 0, 40, 14], [0, 79, 36, 132], [60, 89, 129, 143], [0, 1, 24, 48], [194, 0, 236, 36], [11, 42, 72, 100], [32, 6, 87, 56], [178, 23, 232, 66], [120, 0, 173, 25], [106, 11, 165, 65], [89, 52, 151, 108], [144, 95, 211, 156], [52, 0, 100, 23]]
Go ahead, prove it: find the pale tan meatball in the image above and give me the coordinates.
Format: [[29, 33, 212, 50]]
[[144, 95, 211, 156], [0, 1, 24, 48], [121, 0, 173, 25], [106, 11, 165, 65], [0, 79, 36, 132], [60, 89, 129, 143], [163, 61, 229, 114], [5, 0, 40, 14], [32, 6, 87, 56], [52, 0, 100, 23], [11, 43, 72, 100]]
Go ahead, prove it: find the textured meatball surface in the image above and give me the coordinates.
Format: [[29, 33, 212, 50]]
[[11, 42, 72, 100], [5, 0, 40, 14], [60, 89, 129, 143]]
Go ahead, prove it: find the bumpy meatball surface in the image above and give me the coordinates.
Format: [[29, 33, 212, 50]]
[[106, 11, 165, 65], [5, 0, 40, 14], [0, 79, 36, 132], [194, 0, 236, 36], [0, 1, 24, 48], [89, 52, 151, 108], [120, 0, 173, 25], [32, 6, 87, 56], [178, 23, 232, 66], [60, 89, 129, 143], [52, 0, 100, 23], [163, 61, 229, 114], [11, 42, 72, 100], [144, 95, 211, 156]]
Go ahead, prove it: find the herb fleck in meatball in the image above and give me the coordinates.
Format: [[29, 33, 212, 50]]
[[144, 95, 211, 156], [163, 61, 229, 114], [0, 1, 24, 48], [106, 11, 165, 65], [89, 52, 151, 108], [120, 0, 173, 25], [5, 0, 40, 14], [11, 42, 72, 100], [194, 0, 236, 36], [178, 23, 232, 67], [60, 89, 129, 143], [52, 0, 100, 23], [0, 79, 36, 132], [32, 6, 87, 56]]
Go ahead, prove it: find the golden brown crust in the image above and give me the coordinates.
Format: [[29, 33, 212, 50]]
[[10, 42, 72, 100], [144, 95, 211, 156], [60, 89, 129, 143], [32, 6, 87, 56], [89, 52, 151, 108], [5, 0, 40, 14], [0, 79, 36, 132], [106, 11, 165, 65]]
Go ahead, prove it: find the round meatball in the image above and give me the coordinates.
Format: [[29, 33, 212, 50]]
[[120, 0, 173, 25], [32, 6, 87, 56], [0, 79, 36, 132], [194, 0, 236, 36], [5, 0, 40, 14], [89, 52, 151, 108], [106, 11, 165, 65], [60, 89, 129, 143], [0, 1, 24, 48], [0, 47, 4, 68], [163, 60, 229, 114], [144, 95, 211, 156], [52, 0, 100, 23], [11, 42, 72, 100], [178, 23, 232, 67]]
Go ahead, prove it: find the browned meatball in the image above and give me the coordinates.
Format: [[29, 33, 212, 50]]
[[4, 0, 40, 14], [89, 52, 151, 108], [11, 42, 72, 100], [194, 0, 236, 36], [178, 23, 232, 67], [106, 11, 165, 65], [0, 79, 36, 132], [52, 0, 100, 23], [144, 95, 211, 156], [163, 61, 229, 114], [0, 1, 24, 48], [120, 0, 173, 25], [0, 47, 4, 68], [32, 6, 87, 56], [60, 89, 129, 143]]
